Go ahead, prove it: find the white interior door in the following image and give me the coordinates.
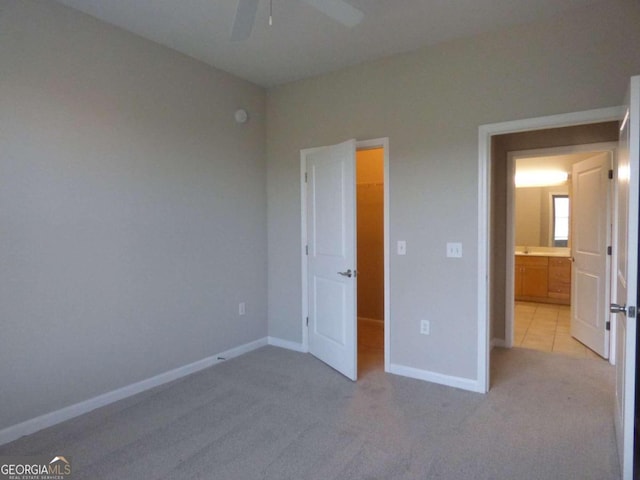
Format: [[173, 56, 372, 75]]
[[570, 152, 611, 358], [304, 139, 357, 381], [613, 76, 639, 480]]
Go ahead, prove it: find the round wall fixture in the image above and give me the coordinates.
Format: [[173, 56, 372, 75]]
[[234, 109, 249, 124]]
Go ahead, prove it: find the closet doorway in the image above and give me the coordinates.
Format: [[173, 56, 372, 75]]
[[356, 147, 385, 377], [300, 137, 388, 381]]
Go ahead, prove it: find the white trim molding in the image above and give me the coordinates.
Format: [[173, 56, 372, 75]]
[[268, 336, 308, 353], [0, 337, 268, 446], [388, 363, 484, 393], [477, 106, 624, 394]]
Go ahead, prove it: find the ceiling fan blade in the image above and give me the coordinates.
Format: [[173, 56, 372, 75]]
[[300, 0, 364, 27], [230, 0, 259, 41]]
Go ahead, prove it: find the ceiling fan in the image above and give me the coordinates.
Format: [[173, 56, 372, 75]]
[[230, 0, 364, 41]]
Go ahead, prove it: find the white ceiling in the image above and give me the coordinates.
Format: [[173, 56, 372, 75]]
[[54, 0, 603, 87]]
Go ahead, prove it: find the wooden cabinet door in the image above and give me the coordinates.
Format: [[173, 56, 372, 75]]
[[548, 257, 571, 303], [514, 264, 524, 297], [521, 264, 549, 298], [515, 255, 549, 301]]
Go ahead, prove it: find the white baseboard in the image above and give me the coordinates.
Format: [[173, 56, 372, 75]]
[[491, 338, 507, 349], [268, 336, 308, 353], [388, 363, 484, 393], [0, 337, 268, 447]]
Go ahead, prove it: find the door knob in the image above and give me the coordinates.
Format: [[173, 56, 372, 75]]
[[338, 269, 353, 278], [610, 303, 627, 314]]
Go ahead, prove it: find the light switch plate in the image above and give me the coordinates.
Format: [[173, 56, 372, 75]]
[[446, 242, 462, 258], [397, 240, 407, 255], [420, 320, 430, 335]]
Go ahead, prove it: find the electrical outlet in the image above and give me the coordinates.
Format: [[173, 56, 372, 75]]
[[446, 242, 463, 258], [420, 320, 430, 335], [397, 240, 407, 255], [239, 302, 246, 316]]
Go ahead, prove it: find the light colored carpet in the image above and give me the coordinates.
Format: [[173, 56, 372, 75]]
[[0, 346, 619, 479]]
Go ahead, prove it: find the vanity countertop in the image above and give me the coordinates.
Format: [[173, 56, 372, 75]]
[[515, 251, 571, 258], [514, 246, 571, 258]]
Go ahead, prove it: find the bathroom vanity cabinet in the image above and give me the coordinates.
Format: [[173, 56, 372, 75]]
[[515, 255, 571, 305], [547, 257, 572, 303]]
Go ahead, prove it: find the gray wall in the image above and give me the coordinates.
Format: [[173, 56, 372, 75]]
[[266, 0, 640, 381], [0, 0, 266, 430]]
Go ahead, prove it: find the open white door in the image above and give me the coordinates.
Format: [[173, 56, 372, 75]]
[[571, 152, 611, 358], [613, 76, 639, 480], [304, 139, 357, 381]]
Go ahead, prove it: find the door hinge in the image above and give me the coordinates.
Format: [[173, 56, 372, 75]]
[[629, 306, 636, 318], [608, 169, 613, 179], [305, 245, 308, 255], [606, 321, 611, 331], [305, 172, 308, 183], [607, 246, 612, 255], [306, 316, 309, 327]]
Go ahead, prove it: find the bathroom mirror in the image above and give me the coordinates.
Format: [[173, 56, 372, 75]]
[[513, 149, 614, 249], [514, 184, 569, 247]]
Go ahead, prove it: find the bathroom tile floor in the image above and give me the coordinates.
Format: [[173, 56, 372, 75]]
[[514, 301, 603, 359]]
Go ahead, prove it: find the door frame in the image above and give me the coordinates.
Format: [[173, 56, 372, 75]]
[[504, 143, 617, 360], [478, 107, 624, 393], [301, 137, 390, 373]]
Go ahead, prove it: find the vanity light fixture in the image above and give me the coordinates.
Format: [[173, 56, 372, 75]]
[[515, 170, 568, 188]]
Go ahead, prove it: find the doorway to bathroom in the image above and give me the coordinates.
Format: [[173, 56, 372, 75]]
[[506, 144, 616, 359], [484, 120, 620, 368]]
